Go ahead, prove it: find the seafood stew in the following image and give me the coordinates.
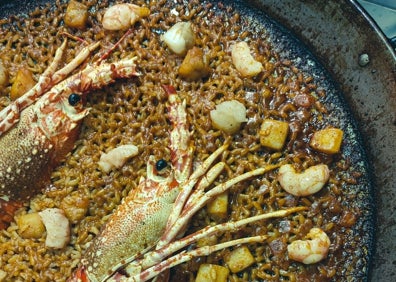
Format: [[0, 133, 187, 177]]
[[0, 0, 373, 281]]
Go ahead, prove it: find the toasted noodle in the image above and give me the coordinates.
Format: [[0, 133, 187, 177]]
[[0, 0, 366, 281]]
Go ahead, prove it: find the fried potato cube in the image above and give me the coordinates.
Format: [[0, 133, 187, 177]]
[[10, 68, 36, 100], [16, 212, 45, 239], [178, 47, 210, 81], [259, 119, 289, 150], [195, 264, 230, 282], [64, 0, 89, 29], [225, 246, 255, 273], [60, 192, 90, 223], [0, 60, 9, 91], [207, 192, 228, 221], [310, 128, 343, 154]]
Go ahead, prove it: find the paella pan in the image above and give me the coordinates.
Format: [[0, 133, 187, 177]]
[[0, 0, 390, 281]]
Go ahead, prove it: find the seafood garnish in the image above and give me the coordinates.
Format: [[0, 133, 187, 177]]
[[287, 227, 331, 264], [162, 21, 195, 55], [98, 144, 139, 173], [278, 163, 330, 196], [70, 85, 307, 282], [0, 38, 140, 229], [38, 208, 70, 249], [102, 3, 150, 31], [231, 41, 263, 77]]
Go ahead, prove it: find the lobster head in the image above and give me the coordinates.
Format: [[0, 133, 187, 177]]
[[33, 88, 90, 164]]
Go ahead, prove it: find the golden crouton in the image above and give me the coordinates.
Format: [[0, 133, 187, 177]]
[[310, 128, 343, 154], [225, 246, 255, 273], [17, 213, 45, 239], [196, 264, 229, 282], [64, 0, 89, 29], [259, 119, 289, 150], [10, 68, 36, 100], [207, 192, 228, 221], [178, 47, 210, 81]]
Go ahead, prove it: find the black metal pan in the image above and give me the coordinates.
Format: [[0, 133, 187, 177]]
[[0, 0, 394, 281]]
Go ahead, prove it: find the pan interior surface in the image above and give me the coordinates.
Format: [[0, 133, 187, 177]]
[[240, 1, 395, 281], [214, 0, 375, 279], [0, 0, 374, 281]]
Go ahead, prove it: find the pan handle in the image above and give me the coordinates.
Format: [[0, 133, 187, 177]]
[[390, 37, 396, 49], [357, 0, 396, 50]]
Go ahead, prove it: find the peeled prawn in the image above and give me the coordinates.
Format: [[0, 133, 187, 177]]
[[231, 41, 263, 77], [277, 164, 329, 196], [102, 3, 150, 31], [287, 227, 330, 264]]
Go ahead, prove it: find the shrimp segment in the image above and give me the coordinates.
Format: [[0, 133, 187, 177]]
[[278, 164, 330, 196], [102, 3, 150, 31], [287, 227, 330, 264]]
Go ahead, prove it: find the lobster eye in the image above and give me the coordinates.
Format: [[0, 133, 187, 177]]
[[155, 159, 168, 171], [68, 93, 81, 106]]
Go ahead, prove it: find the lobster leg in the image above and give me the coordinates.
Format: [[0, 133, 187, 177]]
[[158, 163, 282, 248], [51, 41, 101, 84], [0, 40, 100, 136], [133, 207, 307, 282], [138, 236, 268, 282], [158, 88, 282, 246], [160, 144, 228, 248], [0, 39, 67, 133]]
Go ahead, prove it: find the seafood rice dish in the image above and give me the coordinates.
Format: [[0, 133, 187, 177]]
[[0, 0, 373, 281]]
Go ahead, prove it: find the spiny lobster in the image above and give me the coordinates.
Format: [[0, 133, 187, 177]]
[[70, 85, 305, 282]]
